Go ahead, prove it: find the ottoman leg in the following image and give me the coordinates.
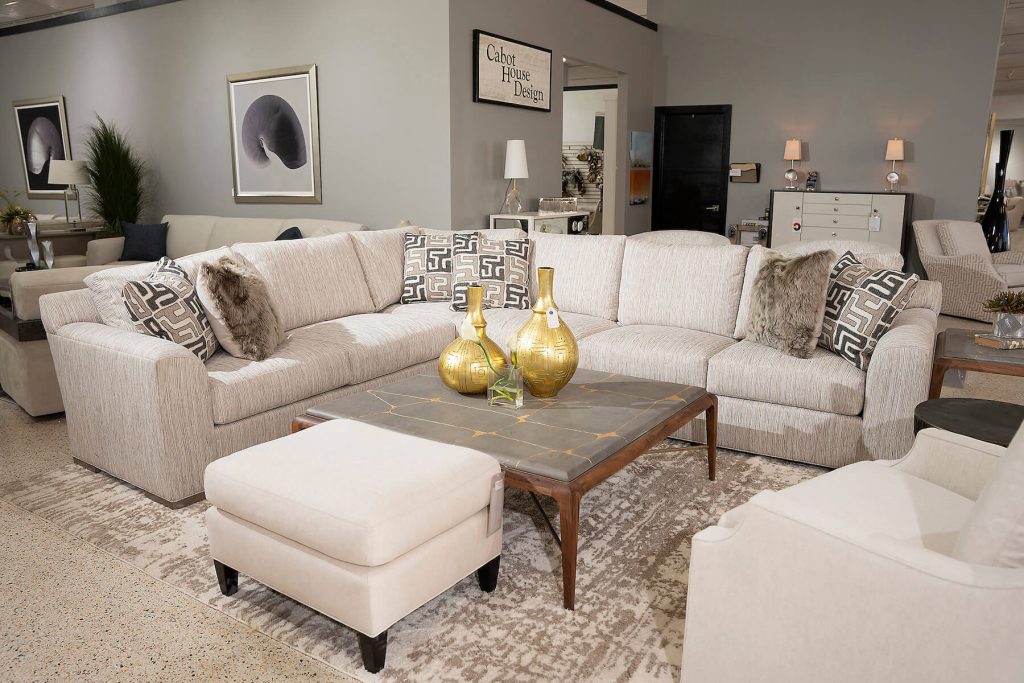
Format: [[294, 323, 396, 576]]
[[477, 555, 501, 593], [357, 630, 388, 673], [214, 560, 239, 596]]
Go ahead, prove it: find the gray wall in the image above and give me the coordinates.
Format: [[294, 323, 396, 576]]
[[651, 0, 1005, 227], [448, 0, 659, 233], [0, 0, 452, 229]]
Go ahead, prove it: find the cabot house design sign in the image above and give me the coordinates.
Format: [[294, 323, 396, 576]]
[[473, 29, 552, 112]]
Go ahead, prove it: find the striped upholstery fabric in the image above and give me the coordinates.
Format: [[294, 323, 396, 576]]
[[350, 228, 421, 311], [580, 325, 735, 387], [481, 309, 618, 352], [530, 233, 626, 320], [630, 230, 730, 247], [618, 242, 748, 336]]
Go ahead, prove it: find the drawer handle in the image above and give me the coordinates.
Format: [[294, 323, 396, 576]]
[[834, 207, 839, 212], [795, 206, 800, 210], [834, 197, 840, 201], [831, 232, 838, 237], [833, 219, 838, 224]]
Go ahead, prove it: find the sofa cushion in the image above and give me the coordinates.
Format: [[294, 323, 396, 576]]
[[707, 340, 865, 416], [206, 217, 287, 250], [400, 232, 459, 304], [530, 233, 626, 320], [995, 263, 1024, 287], [451, 234, 532, 311], [381, 301, 464, 326], [197, 255, 284, 361], [162, 215, 219, 259], [206, 313, 453, 424], [350, 228, 420, 311], [286, 218, 364, 236], [579, 325, 734, 387], [119, 222, 168, 261], [954, 426, 1024, 567], [204, 419, 499, 567], [481, 308, 618, 353], [746, 250, 833, 358], [84, 247, 232, 331], [768, 460, 973, 555], [618, 241, 748, 336], [935, 220, 992, 260], [232, 233, 375, 331]]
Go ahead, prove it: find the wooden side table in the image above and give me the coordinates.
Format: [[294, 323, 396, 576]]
[[929, 328, 1024, 400], [915, 398, 1024, 447]]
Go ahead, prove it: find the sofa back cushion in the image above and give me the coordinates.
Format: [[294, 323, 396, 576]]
[[618, 241, 748, 336], [286, 218, 365, 236], [530, 233, 626, 320], [206, 217, 288, 251], [935, 220, 992, 260], [954, 425, 1024, 567], [351, 227, 420, 311], [84, 247, 232, 331], [162, 215, 219, 259], [232, 233, 374, 331]]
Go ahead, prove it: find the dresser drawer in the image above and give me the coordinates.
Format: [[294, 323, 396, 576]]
[[801, 214, 869, 230], [800, 226, 869, 242], [802, 193, 874, 206], [803, 203, 872, 217]]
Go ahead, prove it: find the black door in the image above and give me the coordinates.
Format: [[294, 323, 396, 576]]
[[652, 105, 731, 233]]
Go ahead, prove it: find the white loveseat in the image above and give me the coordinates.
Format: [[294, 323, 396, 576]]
[[39, 226, 941, 506], [0, 215, 363, 416]]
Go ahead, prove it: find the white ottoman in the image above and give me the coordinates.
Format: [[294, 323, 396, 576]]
[[204, 419, 503, 673]]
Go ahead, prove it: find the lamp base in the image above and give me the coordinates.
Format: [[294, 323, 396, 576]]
[[502, 184, 522, 215], [784, 168, 799, 190], [885, 171, 901, 193]]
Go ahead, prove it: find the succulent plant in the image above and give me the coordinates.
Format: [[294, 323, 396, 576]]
[[983, 290, 1024, 314]]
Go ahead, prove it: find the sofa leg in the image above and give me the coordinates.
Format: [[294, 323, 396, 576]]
[[214, 560, 239, 596], [357, 630, 388, 673], [477, 555, 500, 593]]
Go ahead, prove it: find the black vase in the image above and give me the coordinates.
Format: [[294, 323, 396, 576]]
[[982, 129, 1013, 253]]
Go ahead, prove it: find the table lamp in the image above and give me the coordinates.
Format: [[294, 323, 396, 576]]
[[503, 139, 528, 215], [48, 160, 90, 223], [885, 138, 904, 192], [783, 139, 802, 189]]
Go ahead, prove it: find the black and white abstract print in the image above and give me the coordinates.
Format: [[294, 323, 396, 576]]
[[13, 97, 70, 198]]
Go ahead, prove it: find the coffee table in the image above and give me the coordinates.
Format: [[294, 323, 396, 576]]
[[292, 368, 717, 610], [930, 328, 1024, 400]]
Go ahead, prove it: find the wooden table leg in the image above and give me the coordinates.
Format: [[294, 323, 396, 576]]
[[553, 486, 581, 610], [929, 359, 951, 400], [705, 396, 718, 481]]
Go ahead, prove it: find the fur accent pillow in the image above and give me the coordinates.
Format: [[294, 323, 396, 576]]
[[197, 255, 284, 361], [746, 250, 834, 358]]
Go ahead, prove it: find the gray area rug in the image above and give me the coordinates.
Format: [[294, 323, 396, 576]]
[[0, 443, 819, 682]]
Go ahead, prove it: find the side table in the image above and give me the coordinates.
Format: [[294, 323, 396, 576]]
[[915, 398, 1024, 447], [929, 328, 1024, 400]]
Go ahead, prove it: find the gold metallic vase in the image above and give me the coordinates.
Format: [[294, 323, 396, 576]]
[[515, 267, 578, 398], [438, 285, 508, 394]]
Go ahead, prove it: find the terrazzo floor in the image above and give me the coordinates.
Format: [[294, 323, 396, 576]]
[[1, 314, 1021, 682]]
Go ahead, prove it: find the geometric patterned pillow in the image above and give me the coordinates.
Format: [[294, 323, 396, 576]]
[[401, 232, 532, 310], [818, 251, 919, 370], [122, 257, 218, 362]]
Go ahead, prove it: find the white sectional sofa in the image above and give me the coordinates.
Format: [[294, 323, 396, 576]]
[[0, 214, 363, 416], [39, 224, 941, 506]]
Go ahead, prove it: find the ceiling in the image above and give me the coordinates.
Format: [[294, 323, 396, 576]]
[[0, 0, 130, 29], [996, 0, 1024, 95]]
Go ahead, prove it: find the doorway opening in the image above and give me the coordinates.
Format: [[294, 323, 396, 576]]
[[652, 104, 732, 234], [561, 58, 621, 234]]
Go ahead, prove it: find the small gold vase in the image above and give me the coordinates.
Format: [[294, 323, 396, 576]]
[[516, 267, 578, 398], [438, 285, 508, 394]]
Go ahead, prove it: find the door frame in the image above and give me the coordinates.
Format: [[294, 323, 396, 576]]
[[652, 104, 732, 233]]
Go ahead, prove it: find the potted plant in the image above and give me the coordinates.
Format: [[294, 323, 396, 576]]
[[0, 189, 34, 236], [82, 116, 146, 235], [984, 291, 1024, 338]]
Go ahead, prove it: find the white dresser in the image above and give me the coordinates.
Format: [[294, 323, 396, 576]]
[[768, 190, 913, 256]]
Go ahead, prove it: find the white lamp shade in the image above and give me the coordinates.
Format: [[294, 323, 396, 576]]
[[783, 139, 802, 161], [504, 139, 529, 180], [48, 159, 90, 185], [885, 138, 905, 162]]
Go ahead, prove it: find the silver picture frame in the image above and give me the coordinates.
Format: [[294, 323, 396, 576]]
[[227, 64, 321, 204], [12, 95, 72, 200]]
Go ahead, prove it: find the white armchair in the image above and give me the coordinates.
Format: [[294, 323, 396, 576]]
[[681, 428, 1024, 683], [913, 219, 1024, 321]]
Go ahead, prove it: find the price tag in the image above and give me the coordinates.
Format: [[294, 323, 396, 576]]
[[868, 214, 881, 232], [546, 308, 560, 329]]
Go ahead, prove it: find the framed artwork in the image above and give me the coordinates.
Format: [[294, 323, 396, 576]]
[[13, 96, 72, 199], [473, 30, 551, 112], [227, 64, 321, 204], [629, 131, 652, 206]]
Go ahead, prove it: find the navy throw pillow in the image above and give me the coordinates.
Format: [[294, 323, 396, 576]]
[[275, 226, 302, 240], [120, 222, 169, 262]]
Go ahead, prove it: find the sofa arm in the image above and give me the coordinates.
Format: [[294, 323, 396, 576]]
[[10, 263, 132, 321], [906, 279, 942, 315], [682, 492, 1024, 683], [86, 236, 124, 266], [861, 306, 937, 460], [993, 250, 1024, 266], [919, 252, 1005, 321], [48, 321, 214, 504], [893, 428, 1003, 500]]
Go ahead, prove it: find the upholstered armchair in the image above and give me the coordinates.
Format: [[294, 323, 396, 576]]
[[912, 219, 1024, 322], [681, 428, 1024, 683], [1007, 196, 1024, 232]]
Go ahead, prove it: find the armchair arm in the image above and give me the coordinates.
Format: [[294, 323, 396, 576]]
[[862, 306, 937, 460], [86, 236, 125, 266], [47, 321, 214, 504], [993, 250, 1024, 266], [682, 492, 1024, 683], [918, 252, 1004, 321], [893, 427, 1003, 500]]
